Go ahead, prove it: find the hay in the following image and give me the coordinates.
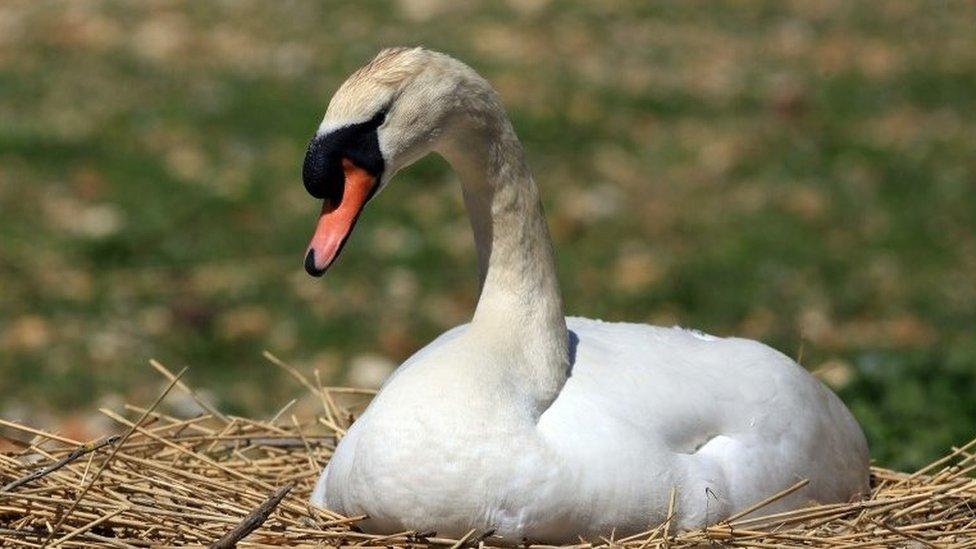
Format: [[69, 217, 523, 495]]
[[1, 358, 974, 548]]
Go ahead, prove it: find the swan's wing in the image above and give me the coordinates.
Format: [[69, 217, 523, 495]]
[[539, 317, 868, 524]]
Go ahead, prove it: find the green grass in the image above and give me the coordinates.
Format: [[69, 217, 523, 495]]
[[1, 1, 974, 470]]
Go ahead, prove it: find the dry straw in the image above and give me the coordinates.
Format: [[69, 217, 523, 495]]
[[1, 356, 974, 548]]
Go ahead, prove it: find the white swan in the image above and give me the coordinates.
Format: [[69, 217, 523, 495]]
[[302, 47, 869, 543]]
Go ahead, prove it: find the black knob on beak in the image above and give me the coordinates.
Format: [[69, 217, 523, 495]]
[[303, 135, 345, 205]]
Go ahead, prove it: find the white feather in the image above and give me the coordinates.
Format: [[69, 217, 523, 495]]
[[309, 48, 869, 543]]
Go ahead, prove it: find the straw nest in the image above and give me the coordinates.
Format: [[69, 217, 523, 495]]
[[2, 356, 974, 548]]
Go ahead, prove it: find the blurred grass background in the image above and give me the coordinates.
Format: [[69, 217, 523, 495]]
[[1, 0, 974, 470]]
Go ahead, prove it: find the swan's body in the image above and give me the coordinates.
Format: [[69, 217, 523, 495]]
[[301, 47, 869, 543]]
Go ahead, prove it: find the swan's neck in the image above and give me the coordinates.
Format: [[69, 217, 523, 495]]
[[438, 112, 569, 409]]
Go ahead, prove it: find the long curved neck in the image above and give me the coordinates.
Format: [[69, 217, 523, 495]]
[[437, 105, 569, 409]]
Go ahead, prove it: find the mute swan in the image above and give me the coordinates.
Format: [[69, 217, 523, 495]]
[[303, 47, 869, 543]]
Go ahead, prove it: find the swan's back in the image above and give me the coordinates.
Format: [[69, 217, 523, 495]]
[[533, 318, 869, 533]]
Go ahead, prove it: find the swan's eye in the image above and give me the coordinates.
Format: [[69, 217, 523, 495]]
[[377, 101, 393, 121], [372, 107, 389, 127]]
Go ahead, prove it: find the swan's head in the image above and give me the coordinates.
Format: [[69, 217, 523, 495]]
[[301, 47, 486, 276]]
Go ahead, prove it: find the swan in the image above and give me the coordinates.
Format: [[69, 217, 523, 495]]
[[302, 47, 869, 543]]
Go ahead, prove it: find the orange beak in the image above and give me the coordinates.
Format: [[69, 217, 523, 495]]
[[304, 158, 376, 276]]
